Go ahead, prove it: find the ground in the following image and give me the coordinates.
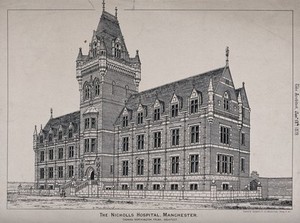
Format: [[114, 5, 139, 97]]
[[7, 193, 292, 210]]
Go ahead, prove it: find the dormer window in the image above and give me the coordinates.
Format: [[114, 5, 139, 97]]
[[68, 128, 73, 138], [137, 112, 143, 124], [39, 135, 43, 144], [170, 94, 180, 117], [48, 133, 53, 142], [122, 115, 128, 127], [190, 99, 198, 114], [84, 83, 90, 101], [190, 89, 201, 114], [154, 108, 160, 121], [58, 131, 63, 140], [114, 43, 121, 58], [224, 92, 230, 110]]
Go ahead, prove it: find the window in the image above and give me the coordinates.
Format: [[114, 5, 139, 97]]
[[91, 138, 96, 152], [153, 132, 161, 148], [171, 184, 178, 191], [84, 139, 89, 152], [85, 118, 90, 129], [49, 149, 53, 160], [153, 158, 161, 175], [39, 185, 45, 189], [84, 84, 90, 101], [154, 108, 160, 121], [171, 156, 179, 174], [58, 131, 63, 140], [48, 167, 53, 179], [68, 165, 74, 178], [241, 133, 245, 145], [95, 82, 100, 96], [137, 135, 144, 150], [122, 137, 129, 152], [222, 183, 229, 191], [112, 81, 116, 94], [224, 92, 229, 110], [58, 166, 63, 178], [122, 115, 128, 127], [40, 168, 44, 179], [190, 154, 199, 173], [40, 151, 44, 162], [48, 185, 54, 190], [190, 125, 200, 144], [110, 165, 113, 174], [39, 135, 43, 143], [137, 112, 144, 124], [137, 184, 144, 190], [122, 184, 128, 190], [217, 154, 233, 174], [48, 133, 53, 142], [137, 159, 144, 175], [58, 148, 64, 159], [220, 126, 230, 144], [241, 158, 245, 172], [68, 128, 73, 138], [122, 160, 129, 176], [91, 118, 96, 128], [68, 146, 74, 158], [171, 104, 179, 117], [115, 43, 121, 58], [242, 107, 246, 118], [153, 184, 160, 190], [171, 129, 179, 146], [190, 99, 198, 114], [190, 184, 198, 191]]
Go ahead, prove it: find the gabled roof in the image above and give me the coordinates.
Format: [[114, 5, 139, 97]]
[[235, 87, 250, 108], [125, 67, 225, 111], [43, 111, 80, 136]]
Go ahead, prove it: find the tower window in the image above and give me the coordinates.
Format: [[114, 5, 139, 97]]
[[85, 118, 90, 129], [91, 118, 96, 128], [241, 133, 245, 145], [217, 154, 233, 174], [220, 126, 230, 144], [95, 81, 100, 96], [91, 138, 96, 152], [241, 157, 245, 172], [224, 92, 229, 110], [114, 43, 121, 58], [84, 139, 89, 152]]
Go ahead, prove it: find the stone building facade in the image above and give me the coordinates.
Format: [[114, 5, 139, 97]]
[[33, 6, 250, 192]]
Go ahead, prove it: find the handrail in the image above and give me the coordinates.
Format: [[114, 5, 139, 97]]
[[75, 180, 89, 193]]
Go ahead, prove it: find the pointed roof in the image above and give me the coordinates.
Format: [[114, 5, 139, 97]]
[[235, 85, 250, 109], [76, 48, 83, 61]]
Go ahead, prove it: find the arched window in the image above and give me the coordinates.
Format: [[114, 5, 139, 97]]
[[114, 43, 121, 58], [94, 79, 100, 96], [84, 82, 90, 101], [224, 92, 230, 110]]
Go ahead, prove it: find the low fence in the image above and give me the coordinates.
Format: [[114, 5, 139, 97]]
[[13, 188, 60, 196]]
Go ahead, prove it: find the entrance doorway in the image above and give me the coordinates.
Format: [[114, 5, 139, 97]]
[[90, 171, 95, 180]]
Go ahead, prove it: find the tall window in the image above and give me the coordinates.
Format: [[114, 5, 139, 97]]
[[190, 154, 199, 173], [122, 160, 129, 176], [48, 167, 53, 179], [58, 131, 63, 140], [190, 99, 198, 114], [224, 92, 229, 110], [68, 165, 74, 178], [58, 166, 63, 178], [137, 134, 144, 150], [137, 159, 144, 175], [58, 148, 64, 159], [85, 118, 90, 129], [190, 184, 198, 191], [68, 128, 73, 138], [154, 108, 160, 121], [49, 149, 53, 160], [241, 158, 245, 172], [137, 112, 144, 124], [40, 151, 45, 162], [122, 137, 129, 152], [84, 84, 90, 101], [84, 139, 89, 152], [39, 135, 43, 143], [190, 125, 200, 144], [217, 154, 233, 174], [171, 104, 179, 117], [153, 158, 161, 175], [115, 43, 121, 58], [122, 115, 128, 127], [171, 129, 179, 146], [48, 133, 53, 142], [40, 168, 44, 179], [91, 118, 96, 128], [220, 126, 230, 144], [153, 132, 161, 148], [68, 146, 74, 158], [95, 81, 100, 96], [171, 156, 179, 174], [241, 133, 245, 145], [91, 138, 96, 152]]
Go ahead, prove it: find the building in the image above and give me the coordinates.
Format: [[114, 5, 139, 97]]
[[33, 4, 250, 192]]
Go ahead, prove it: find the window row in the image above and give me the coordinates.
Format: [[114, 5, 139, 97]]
[[39, 129, 74, 144], [120, 183, 199, 191], [39, 165, 74, 179], [121, 126, 200, 151], [121, 155, 199, 176], [39, 146, 75, 162]]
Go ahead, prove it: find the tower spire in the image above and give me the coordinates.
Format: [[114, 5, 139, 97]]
[[50, 108, 53, 119], [225, 46, 229, 66], [115, 7, 118, 18], [102, 0, 105, 12]]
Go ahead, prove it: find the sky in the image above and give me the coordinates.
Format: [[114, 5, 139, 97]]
[[7, 0, 293, 181]]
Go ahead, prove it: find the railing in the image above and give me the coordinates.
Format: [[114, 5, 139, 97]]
[[61, 181, 73, 189], [75, 180, 89, 193]]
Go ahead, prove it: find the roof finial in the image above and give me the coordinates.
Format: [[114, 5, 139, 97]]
[[102, 0, 105, 12], [115, 7, 118, 17], [226, 46, 229, 66], [50, 108, 53, 119]]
